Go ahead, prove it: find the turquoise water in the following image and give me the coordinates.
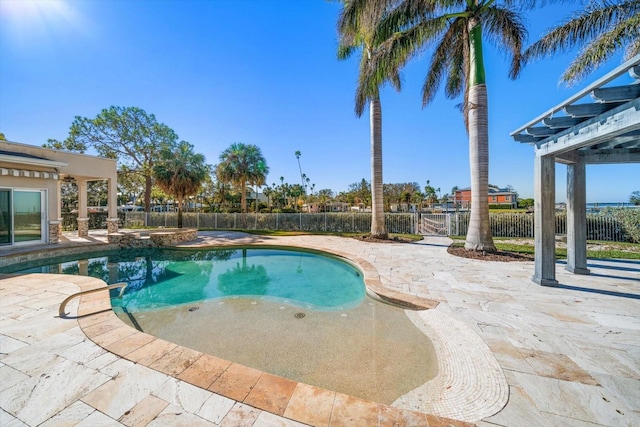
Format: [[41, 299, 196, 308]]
[[2, 247, 366, 311]]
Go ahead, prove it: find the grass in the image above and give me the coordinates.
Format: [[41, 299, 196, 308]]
[[450, 236, 640, 260], [236, 229, 424, 242]]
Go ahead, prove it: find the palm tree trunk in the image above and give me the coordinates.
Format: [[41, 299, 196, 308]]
[[465, 84, 496, 251], [370, 95, 387, 238], [177, 197, 183, 228], [240, 182, 247, 213], [465, 18, 495, 252]]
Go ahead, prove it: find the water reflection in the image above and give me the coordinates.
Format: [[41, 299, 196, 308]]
[[217, 249, 270, 296], [2, 247, 365, 311]]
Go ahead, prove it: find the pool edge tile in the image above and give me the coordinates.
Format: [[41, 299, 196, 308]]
[[329, 392, 379, 426], [103, 332, 157, 357], [148, 345, 202, 377], [208, 363, 263, 403], [284, 382, 335, 427], [178, 353, 231, 390], [243, 373, 297, 416], [125, 338, 178, 366]]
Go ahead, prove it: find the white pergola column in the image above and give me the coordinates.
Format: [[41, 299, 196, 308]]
[[533, 154, 558, 286], [566, 159, 590, 275], [77, 180, 89, 237], [106, 175, 119, 233]]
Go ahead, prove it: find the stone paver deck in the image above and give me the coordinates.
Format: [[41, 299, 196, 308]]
[[1, 230, 638, 426]]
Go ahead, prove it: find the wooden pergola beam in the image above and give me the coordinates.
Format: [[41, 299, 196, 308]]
[[536, 100, 640, 157], [592, 84, 640, 102]]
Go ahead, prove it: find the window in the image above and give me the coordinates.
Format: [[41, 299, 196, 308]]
[[13, 191, 44, 243], [0, 190, 10, 245], [0, 189, 46, 245]]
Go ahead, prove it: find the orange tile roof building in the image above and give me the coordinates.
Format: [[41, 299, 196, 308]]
[[453, 186, 518, 209]]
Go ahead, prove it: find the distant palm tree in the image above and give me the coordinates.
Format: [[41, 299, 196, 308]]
[[152, 141, 208, 228], [295, 151, 306, 191], [337, 0, 401, 239], [216, 143, 269, 213], [525, 0, 640, 85], [369, 0, 531, 251]]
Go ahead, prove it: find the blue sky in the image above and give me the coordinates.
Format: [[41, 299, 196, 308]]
[[1, 0, 637, 203]]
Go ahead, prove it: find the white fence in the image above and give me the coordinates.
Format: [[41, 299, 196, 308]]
[[120, 211, 635, 242]]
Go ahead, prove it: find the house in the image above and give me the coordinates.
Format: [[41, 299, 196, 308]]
[[0, 140, 119, 247], [453, 186, 518, 209], [302, 201, 350, 213]]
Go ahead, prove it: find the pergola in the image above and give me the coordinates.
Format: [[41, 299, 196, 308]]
[[511, 56, 640, 286]]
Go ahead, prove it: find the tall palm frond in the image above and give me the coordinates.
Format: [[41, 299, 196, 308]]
[[525, 0, 640, 84]]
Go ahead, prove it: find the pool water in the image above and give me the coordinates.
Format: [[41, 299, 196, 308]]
[[5, 247, 366, 311], [3, 246, 437, 403]]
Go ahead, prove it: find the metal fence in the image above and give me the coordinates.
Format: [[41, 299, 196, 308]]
[[122, 212, 416, 234], [63, 211, 634, 243], [432, 212, 633, 242]]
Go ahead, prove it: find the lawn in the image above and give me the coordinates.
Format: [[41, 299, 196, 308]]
[[450, 236, 640, 260]]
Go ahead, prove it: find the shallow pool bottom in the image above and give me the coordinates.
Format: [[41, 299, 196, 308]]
[[115, 295, 437, 404]]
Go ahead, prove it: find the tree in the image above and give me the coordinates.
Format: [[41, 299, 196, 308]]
[[47, 106, 178, 212], [0, 132, 6, 140], [216, 143, 269, 213], [369, 1, 531, 252], [525, 0, 640, 85], [424, 180, 439, 207], [630, 191, 640, 206], [152, 141, 208, 228], [295, 151, 306, 192], [337, 0, 402, 239], [317, 188, 334, 211], [346, 179, 372, 209]]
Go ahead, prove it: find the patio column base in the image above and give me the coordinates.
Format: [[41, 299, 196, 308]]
[[107, 218, 119, 234], [77, 217, 89, 238], [565, 266, 590, 275], [48, 220, 62, 244], [532, 276, 559, 287]]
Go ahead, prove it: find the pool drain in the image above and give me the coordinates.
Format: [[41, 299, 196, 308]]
[[188, 306, 199, 312], [294, 312, 306, 319]]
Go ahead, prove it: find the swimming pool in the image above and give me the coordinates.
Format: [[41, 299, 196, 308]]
[[2, 246, 437, 403]]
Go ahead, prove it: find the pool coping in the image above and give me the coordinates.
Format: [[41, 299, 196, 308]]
[[1, 238, 508, 424], [68, 278, 473, 426]]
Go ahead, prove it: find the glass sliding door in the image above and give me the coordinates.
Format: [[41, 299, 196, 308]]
[[13, 190, 44, 243], [0, 190, 10, 245]]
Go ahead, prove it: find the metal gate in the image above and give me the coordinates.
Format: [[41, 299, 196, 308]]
[[418, 213, 450, 235]]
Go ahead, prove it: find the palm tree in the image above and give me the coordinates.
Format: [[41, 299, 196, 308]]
[[216, 143, 269, 213], [295, 151, 306, 191], [152, 141, 208, 228], [370, 0, 531, 252], [337, 0, 402, 239], [525, 0, 640, 85]]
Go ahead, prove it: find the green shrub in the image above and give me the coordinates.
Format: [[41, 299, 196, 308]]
[[603, 208, 640, 243]]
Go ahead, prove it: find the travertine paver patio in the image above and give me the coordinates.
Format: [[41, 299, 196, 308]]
[[1, 230, 638, 426]]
